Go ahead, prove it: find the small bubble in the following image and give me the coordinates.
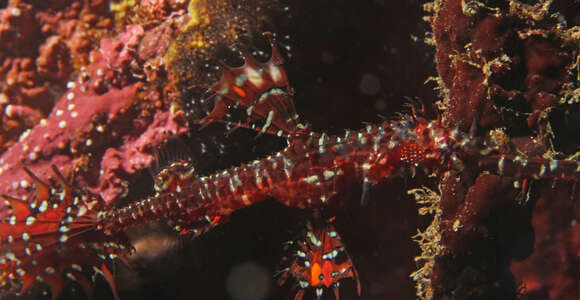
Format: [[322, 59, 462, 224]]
[[321, 51, 334, 64], [226, 262, 270, 300], [375, 98, 387, 111], [359, 73, 381, 96]]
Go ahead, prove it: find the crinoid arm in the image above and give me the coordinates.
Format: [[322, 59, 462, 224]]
[[0, 166, 131, 300], [198, 33, 304, 137], [278, 212, 361, 300]]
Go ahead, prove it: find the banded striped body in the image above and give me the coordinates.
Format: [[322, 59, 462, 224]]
[[100, 113, 580, 236], [98, 116, 485, 235]]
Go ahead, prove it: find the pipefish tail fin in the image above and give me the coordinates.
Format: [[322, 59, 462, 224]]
[[278, 213, 360, 300], [0, 166, 131, 300]]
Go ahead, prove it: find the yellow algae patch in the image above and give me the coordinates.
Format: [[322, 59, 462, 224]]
[[408, 186, 443, 300], [165, 0, 248, 67], [110, 0, 137, 21], [110, 0, 143, 28], [164, 0, 254, 94], [186, 0, 215, 29]]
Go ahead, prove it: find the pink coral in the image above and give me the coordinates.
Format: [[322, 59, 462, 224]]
[[0, 0, 113, 153], [0, 7, 190, 204]]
